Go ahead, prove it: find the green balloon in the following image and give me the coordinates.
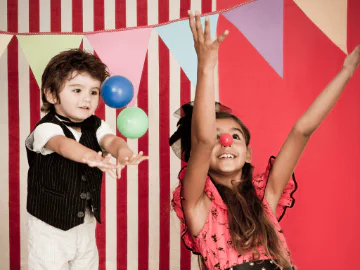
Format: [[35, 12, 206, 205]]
[[117, 107, 149, 139]]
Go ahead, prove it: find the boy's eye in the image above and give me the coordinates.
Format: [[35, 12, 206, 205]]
[[73, 89, 81, 93], [233, 134, 240, 140], [91, 90, 99, 95]]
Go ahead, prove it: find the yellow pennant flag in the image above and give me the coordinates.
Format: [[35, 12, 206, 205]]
[[0, 34, 13, 58], [294, 0, 347, 53], [17, 35, 84, 87]]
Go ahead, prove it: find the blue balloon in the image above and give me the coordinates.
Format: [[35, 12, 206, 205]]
[[101, 75, 134, 108]]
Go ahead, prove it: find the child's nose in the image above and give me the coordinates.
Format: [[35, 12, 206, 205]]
[[219, 133, 233, 147]]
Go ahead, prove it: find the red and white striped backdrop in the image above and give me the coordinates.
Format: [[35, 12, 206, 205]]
[[0, 0, 222, 269]]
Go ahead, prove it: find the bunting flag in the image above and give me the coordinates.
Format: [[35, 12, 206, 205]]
[[294, 0, 348, 53], [0, 34, 13, 58], [223, 0, 284, 77], [86, 28, 152, 107], [17, 35, 84, 87], [155, 14, 219, 87]]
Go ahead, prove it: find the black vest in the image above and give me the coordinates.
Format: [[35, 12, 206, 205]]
[[26, 112, 103, 231]]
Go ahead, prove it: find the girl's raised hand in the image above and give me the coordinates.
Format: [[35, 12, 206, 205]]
[[343, 45, 360, 76], [189, 10, 229, 69]]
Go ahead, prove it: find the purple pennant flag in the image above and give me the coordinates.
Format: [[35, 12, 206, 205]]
[[223, 0, 284, 77]]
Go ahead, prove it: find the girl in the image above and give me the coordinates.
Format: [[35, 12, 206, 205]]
[[170, 11, 360, 270]]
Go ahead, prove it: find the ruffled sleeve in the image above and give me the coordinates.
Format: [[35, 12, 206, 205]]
[[171, 166, 200, 253], [252, 156, 298, 221]]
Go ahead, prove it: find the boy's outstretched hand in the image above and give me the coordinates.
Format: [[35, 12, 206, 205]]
[[116, 148, 149, 179], [189, 10, 229, 70], [83, 151, 119, 179], [343, 45, 360, 76]]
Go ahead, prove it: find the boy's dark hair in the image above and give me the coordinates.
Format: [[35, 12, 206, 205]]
[[41, 48, 110, 113]]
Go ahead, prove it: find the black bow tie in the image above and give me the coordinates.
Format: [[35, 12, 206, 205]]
[[55, 112, 92, 128]]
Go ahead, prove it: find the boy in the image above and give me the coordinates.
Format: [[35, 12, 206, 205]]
[[25, 49, 147, 269]]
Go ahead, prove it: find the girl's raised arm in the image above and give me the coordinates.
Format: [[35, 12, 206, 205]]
[[265, 45, 360, 214]]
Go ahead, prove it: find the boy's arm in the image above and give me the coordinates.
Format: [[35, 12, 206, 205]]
[[45, 135, 118, 178], [265, 45, 360, 214]]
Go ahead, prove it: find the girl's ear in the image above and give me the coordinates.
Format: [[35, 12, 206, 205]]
[[246, 146, 252, 163], [44, 88, 57, 104]]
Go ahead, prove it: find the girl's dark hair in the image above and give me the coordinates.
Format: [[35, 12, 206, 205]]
[[41, 48, 110, 113], [170, 107, 291, 269]]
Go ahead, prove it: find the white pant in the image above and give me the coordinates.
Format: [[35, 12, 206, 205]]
[[28, 210, 99, 270]]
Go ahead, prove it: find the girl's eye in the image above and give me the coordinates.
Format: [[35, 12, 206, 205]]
[[216, 134, 220, 140], [73, 89, 81, 93], [233, 134, 240, 140]]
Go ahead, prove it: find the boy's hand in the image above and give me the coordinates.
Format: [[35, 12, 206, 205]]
[[116, 148, 149, 179], [189, 10, 229, 70], [343, 45, 360, 76], [83, 151, 119, 179]]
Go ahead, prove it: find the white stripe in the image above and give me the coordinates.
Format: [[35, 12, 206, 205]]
[[169, 47, 181, 270], [0, 0, 6, 31], [61, 0, 72, 32], [169, 0, 180, 20], [126, 0, 137, 27], [147, 29, 160, 270], [103, 1, 117, 268], [0, 45, 10, 270], [126, 4, 139, 269], [104, 0, 115, 30], [127, 136, 139, 269], [105, 108, 118, 270], [39, 0, 51, 32], [18, 0, 29, 33], [18, 1, 30, 268], [82, 0, 94, 32], [191, 0, 201, 14], [147, 0, 158, 26], [212, 0, 216, 11], [18, 44, 31, 270]]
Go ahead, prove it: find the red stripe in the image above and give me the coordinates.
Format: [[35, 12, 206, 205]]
[[115, 0, 126, 29], [93, 2, 106, 268], [92, 0, 106, 254], [138, 54, 149, 270], [94, 0, 105, 31], [179, 3, 192, 269], [8, 1, 20, 269], [115, 2, 127, 268], [51, 0, 61, 32], [158, 39, 170, 270], [29, 0, 40, 131], [137, 0, 148, 26], [180, 0, 191, 19], [72, 0, 83, 32], [29, 0, 39, 32], [158, 2, 170, 269], [202, 0, 212, 13], [137, 8, 149, 270]]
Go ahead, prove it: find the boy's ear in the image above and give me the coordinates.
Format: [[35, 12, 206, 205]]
[[44, 88, 57, 104], [246, 146, 252, 163]]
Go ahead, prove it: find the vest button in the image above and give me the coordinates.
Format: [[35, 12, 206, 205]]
[[80, 193, 87, 199], [77, 211, 85, 218], [81, 175, 87, 181], [86, 192, 92, 200]]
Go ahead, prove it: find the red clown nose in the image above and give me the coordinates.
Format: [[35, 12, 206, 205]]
[[219, 133, 233, 147]]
